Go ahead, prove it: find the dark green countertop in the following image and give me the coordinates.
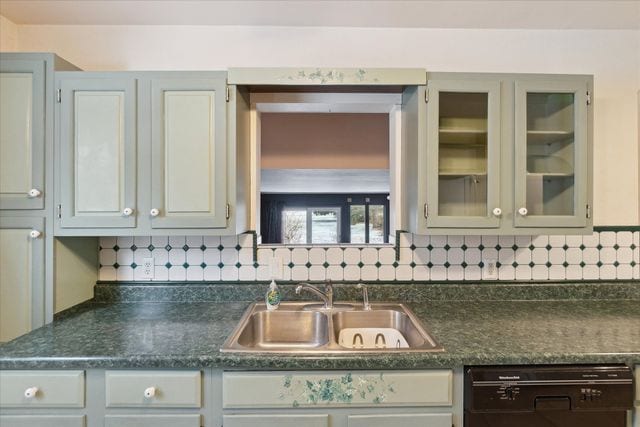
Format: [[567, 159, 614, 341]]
[[1, 297, 639, 369]]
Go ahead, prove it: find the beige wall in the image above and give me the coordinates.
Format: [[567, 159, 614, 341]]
[[0, 15, 18, 51], [7, 24, 640, 225], [261, 113, 389, 169]]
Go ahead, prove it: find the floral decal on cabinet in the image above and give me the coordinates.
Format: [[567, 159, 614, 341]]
[[278, 68, 379, 84], [279, 373, 396, 407]]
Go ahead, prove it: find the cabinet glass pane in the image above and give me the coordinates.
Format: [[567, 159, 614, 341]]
[[438, 92, 488, 216], [526, 93, 575, 216], [282, 210, 306, 244], [311, 209, 339, 244], [368, 205, 385, 244], [350, 205, 365, 244]]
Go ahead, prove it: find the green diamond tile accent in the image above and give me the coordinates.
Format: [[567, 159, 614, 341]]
[[426, 244, 434, 251], [253, 262, 259, 268], [131, 245, 137, 252], [562, 261, 569, 267], [306, 262, 313, 268], [579, 262, 586, 267], [461, 261, 468, 268], [148, 245, 155, 251], [165, 262, 172, 268], [392, 261, 399, 268], [113, 263, 120, 269], [410, 262, 416, 268], [545, 244, 552, 251], [495, 244, 501, 251], [596, 261, 603, 267], [478, 261, 484, 268], [200, 262, 207, 268], [529, 261, 535, 267], [235, 244, 242, 251], [357, 261, 364, 268], [461, 244, 468, 251], [630, 243, 637, 250], [183, 262, 189, 268], [579, 244, 586, 250], [165, 245, 172, 251], [235, 262, 242, 268], [613, 244, 620, 250], [375, 261, 382, 268], [340, 262, 347, 268], [444, 262, 450, 268], [613, 261, 620, 267], [562, 244, 569, 250], [478, 244, 485, 251], [427, 262, 433, 268], [182, 245, 189, 251], [630, 261, 637, 267], [596, 244, 603, 250], [444, 244, 451, 251], [546, 262, 552, 267], [200, 245, 206, 251], [288, 262, 295, 268], [512, 262, 518, 268], [217, 262, 224, 268], [529, 244, 535, 251], [495, 261, 502, 268], [323, 262, 330, 268], [410, 244, 416, 250], [511, 245, 518, 251], [217, 244, 224, 251], [113, 245, 120, 252], [130, 262, 137, 269]]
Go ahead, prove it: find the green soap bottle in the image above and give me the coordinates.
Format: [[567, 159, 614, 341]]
[[265, 279, 281, 310]]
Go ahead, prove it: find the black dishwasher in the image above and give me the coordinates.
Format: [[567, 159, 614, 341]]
[[464, 365, 634, 427]]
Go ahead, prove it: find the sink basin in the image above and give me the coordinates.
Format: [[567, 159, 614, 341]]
[[221, 302, 443, 354]]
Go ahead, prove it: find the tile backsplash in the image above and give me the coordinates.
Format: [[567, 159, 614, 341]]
[[99, 231, 640, 282]]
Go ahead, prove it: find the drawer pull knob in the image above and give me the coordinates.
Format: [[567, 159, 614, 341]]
[[149, 208, 160, 217], [24, 387, 39, 399], [28, 189, 42, 198], [29, 230, 42, 239], [144, 386, 156, 398], [492, 207, 502, 217], [518, 207, 528, 216], [122, 207, 134, 216]]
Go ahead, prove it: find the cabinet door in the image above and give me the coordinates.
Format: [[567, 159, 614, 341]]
[[150, 76, 228, 229], [514, 80, 589, 228], [425, 80, 501, 228], [104, 415, 200, 427], [0, 217, 45, 342], [348, 413, 452, 427], [0, 415, 85, 427], [223, 414, 329, 427], [58, 77, 137, 228], [0, 60, 45, 210]]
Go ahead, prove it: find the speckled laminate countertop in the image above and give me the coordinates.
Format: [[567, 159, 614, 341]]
[[1, 297, 639, 369]]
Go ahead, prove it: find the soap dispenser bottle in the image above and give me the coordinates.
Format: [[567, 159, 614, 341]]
[[265, 279, 281, 311]]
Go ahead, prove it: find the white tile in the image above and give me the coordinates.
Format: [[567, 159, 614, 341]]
[[515, 248, 531, 265], [186, 266, 204, 281], [498, 265, 515, 280], [531, 248, 548, 264], [548, 265, 566, 280], [168, 236, 186, 248], [291, 248, 309, 265], [221, 266, 239, 281], [378, 265, 395, 281], [413, 265, 430, 281], [326, 247, 343, 265], [378, 247, 396, 264], [498, 249, 515, 264], [600, 247, 616, 264], [203, 266, 221, 281], [133, 248, 152, 265], [133, 236, 151, 247], [617, 248, 633, 264], [398, 247, 413, 264], [186, 249, 204, 266], [565, 235, 582, 247], [360, 265, 377, 281], [238, 266, 255, 281], [599, 264, 616, 280], [221, 248, 237, 265], [582, 247, 599, 264], [99, 266, 116, 281], [360, 248, 377, 265], [431, 248, 446, 264], [326, 266, 344, 281], [531, 265, 549, 280], [256, 265, 271, 281], [515, 265, 532, 281], [100, 249, 116, 266], [151, 236, 168, 248], [633, 231, 639, 246], [413, 247, 429, 264], [599, 231, 616, 247], [548, 248, 565, 265], [344, 248, 360, 265], [464, 266, 482, 281], [116, 249, 134, 266], [447, 235, 464, 247], [582, 233, 599, 247], [100, 236, 117, 249], [308, 248, 326, 265], [238, 248, 253, 265], [548, 235, 565, 247], [399, 232, 412, 247], [448, 248, 464, 264], [498, 235, 515, 247], [430, 265, 446, 281], [153, 248, 169, 265], [203, 236, 220, 248], [343, 265, 360, 281], [274, 248, 292, 264], [203, 249, 220, 266], [565, 248, 582, 265], [257, 248, 273, 263], [168, 266, 186, 281], [515, 235, 532, 247], [153, 266, 169, 281], [396, 265, 413, 281], [431, 235, 447, 247], [117, 236, 134, 248], [412, 234, 429, 247], [633, 263, 639, 279], [566, 265, 582, 280], [220, 235, 238, 248], [169, 249, 186, 266], [447, 265, 464, 281], [615, 264, 633, 280], [481, 235, 498, 248], [238, 233, 254, 248], [582, 265, 599, 280], [464, 235, 482, 248], [290, 266, 308, 281], [465, 248, 481, 265], [309, 266, 326, 281], [185, 236, 203, 248], [531, 235, 549, 247]]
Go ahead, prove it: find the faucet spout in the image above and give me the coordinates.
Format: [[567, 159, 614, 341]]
[[295, 281, 333, 309]]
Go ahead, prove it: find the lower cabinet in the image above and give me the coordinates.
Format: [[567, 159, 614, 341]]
[[104, 414, 201, 427], [347, 413, 452, 427], [634, 366, 639, 427], [0, 415, 85, 427], [223, 414, 329, 427]]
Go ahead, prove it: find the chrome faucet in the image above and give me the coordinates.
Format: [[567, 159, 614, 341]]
[[356, 283, 371, 311], [295, 281, 333, 309]]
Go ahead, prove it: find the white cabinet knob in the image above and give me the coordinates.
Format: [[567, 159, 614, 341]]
[[24, 387, 39, 399], [518, 207, 528, 216], [29, 230, 42, 239], [492, 208, 502, 217], [144, 386, 156, 398], [122, 208, 134, 216], [149, 208, 160, 217], [28, 189, 41, 198]]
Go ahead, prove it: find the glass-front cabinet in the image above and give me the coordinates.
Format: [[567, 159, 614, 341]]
[[514, 80, 589, 228], [425, 79, 501, 228]]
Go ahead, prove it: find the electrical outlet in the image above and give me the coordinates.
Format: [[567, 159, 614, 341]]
[[142, 257, 154, 279], [483, 258, 498, 280], [269, 256, 283, 280]]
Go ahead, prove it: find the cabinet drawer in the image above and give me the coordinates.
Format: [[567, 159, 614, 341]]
[[104, 414, 200, 427], [0, 415, 85, 427], [223, 414, 329, 427], [0, 370, 84, 408], [105, 370, 201, 408], [223, 370, 452, 408], [635, 366, 639, 404], [348, 413, 452, 427]]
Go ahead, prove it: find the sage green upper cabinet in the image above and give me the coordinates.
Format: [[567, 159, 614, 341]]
[[58, 76, 137, 228], [513, 79, 589, 228], [0, 59, 45, 210], [150, 76, 228, 229]]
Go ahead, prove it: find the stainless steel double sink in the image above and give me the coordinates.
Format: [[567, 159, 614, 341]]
[[221, 302, 443, 354]]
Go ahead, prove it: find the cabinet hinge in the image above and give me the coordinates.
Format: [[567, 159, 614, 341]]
[[225, 86, 230, 102], [586, 204, 591, 219], [57, 204, 62, 219], [56, 89, 61, 103], [425, 87, 429, 103], [423, 203, 429, 219], [225, 203, 230, 220], [586, 91, 591, 105]]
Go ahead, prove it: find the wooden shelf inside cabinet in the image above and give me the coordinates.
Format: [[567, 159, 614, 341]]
[[527, 172, 575, 178], [439, 128, 487, 145], [439, 170, 487, 177], [526, 130, 574, 145]]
